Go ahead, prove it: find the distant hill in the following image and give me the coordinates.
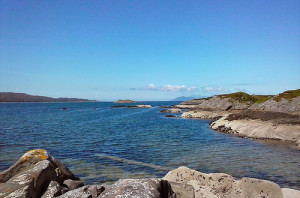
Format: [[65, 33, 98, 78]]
[[172, 95, 205, 101], [0, 92, 96, 102]]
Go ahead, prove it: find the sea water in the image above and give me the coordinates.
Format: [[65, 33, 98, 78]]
[[0, 102, 299, 189]]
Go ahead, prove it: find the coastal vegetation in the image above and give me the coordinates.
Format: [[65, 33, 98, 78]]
[[217, 92, 272, 104], [273, 89, 300, 102]]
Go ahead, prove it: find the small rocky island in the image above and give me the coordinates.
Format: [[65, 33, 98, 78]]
[[114, 99, 136, 103], [112, 104, 152, 108], [1, 149, 299, 198], [172, 89, 300, 149]]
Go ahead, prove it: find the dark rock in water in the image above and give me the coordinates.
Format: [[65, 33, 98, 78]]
[[112, 105, 127, 108], [63, 179, 84, 190], [165, 115, 178, 118]]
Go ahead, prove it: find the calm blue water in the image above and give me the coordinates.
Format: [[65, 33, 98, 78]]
[[0, 102, 299, 189]]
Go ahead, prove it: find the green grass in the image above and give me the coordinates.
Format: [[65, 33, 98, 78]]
[[217, 92, 272, 104], [273, 89, 300, 102]]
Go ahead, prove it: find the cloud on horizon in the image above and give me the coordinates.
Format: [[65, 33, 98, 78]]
[[131, 84, 198, 92]]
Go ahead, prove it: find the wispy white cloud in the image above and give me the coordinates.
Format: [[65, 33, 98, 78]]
[[201, 87, 230, 95], [131, 84, 198, 92]]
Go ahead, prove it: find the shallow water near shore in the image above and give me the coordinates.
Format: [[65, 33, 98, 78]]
[[0, 102, 299, 189]]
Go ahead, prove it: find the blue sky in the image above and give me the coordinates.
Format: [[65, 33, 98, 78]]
[[0, 0, 299, 101]]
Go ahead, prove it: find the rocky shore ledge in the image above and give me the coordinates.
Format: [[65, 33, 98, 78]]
[[1, 149, 300, 198], [174, 90, 300, 149]]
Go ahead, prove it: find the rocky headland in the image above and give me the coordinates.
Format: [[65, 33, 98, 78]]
[[174, 89, 300, 149], [1, 149, 299, 198]]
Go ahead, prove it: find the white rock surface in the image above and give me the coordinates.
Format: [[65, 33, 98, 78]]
[[211, 115, 300, 144]]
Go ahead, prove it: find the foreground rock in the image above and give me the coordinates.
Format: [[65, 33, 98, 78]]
[[114, 99, 136, 103], [164, 166, 294, 198], [0, 149, 80, 198], [1, 150, 300, 198]]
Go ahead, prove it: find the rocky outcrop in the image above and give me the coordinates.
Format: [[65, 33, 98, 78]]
[[249, 96, 300, 115], [211, 115, 300, 147], [164, 166, 290, 198], [182, 110, 228, 120], [0, 149, 81, 198], [160, 108, 183, 113], [1, 150, 300, 198], [98, 179, 175, 198], [114, 99, 136, 103], [176, 90, 300, 148], [177, 96, 250, 111]]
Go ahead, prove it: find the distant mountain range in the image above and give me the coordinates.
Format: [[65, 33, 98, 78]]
[[0, 92, 96, 102], [172, 95, 205, 101]]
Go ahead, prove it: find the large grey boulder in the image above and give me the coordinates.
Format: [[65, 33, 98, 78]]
[[0, 149, 79, 184], [98, 179, 175, 198], [0, 149, 81, 198], [163, 166, 285, 198], [0, 160, 57, 198], [63, 179, 84, 190], [41, 181, 68, 198], [56, 185, 105, 198]]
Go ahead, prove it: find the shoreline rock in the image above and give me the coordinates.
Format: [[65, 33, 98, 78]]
[[160, 108, 183, 113], [1, 151, 300, 198]]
